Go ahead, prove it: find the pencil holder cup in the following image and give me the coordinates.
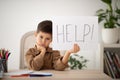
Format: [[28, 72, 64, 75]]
[[0, 59, 8, 73], [0, 60, 3, 78]]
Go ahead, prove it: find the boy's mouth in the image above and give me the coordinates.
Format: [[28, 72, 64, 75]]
[[41, 45, 45, 47], [36, 43, 45, 47], [40, 44, 45, 47]]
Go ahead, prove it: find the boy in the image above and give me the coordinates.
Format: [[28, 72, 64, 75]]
[[25, 20, 80, 71]]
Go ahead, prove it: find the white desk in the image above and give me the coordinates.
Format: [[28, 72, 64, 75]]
[[2, 69, 112, 80]]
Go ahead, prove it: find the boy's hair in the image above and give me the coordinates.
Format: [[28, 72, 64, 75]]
[[37, 20, 52, 34]]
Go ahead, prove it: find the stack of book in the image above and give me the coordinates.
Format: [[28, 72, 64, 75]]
[[104, 50, 120, 79]]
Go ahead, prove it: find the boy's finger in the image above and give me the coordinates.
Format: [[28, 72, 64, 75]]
[[75, 44, 80, 52], [74, 44, 77, 52], [77, 44, 80, 51]]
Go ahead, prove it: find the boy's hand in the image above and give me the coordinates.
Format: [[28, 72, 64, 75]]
[[36, 44, 46, 53], [68, 44, 80, 54], [39, 46, 46, 53], [62, 44, 80, 64]]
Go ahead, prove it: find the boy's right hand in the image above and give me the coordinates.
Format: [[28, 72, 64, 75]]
[[36, 44, 46, 53]]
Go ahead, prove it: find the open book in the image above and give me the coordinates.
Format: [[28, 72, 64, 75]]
[[4, 70, 52, 77]]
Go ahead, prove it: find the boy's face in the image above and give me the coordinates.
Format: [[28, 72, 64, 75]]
[[35, 31, 52, 48]]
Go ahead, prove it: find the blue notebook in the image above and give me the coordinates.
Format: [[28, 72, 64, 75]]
[[29, 72, 52, 77]]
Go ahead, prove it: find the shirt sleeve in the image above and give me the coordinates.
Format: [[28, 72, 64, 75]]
[[25, 48, 44, 71], [52, 51, 69, 71]]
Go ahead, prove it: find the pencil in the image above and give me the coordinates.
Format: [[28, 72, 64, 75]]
[[11, 74, 29, 77], [1, 49, 2, 58]]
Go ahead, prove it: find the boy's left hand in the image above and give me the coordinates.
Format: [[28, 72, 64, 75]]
[[68, 44, 80, 54]]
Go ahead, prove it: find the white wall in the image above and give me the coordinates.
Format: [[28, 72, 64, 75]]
[[0, 0, 106, 70]]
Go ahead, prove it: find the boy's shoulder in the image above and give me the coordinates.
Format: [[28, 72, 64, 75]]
[[51, 49, 60, 55], [26, 47, 39, 56], [48, 47, 59, 53], [27, 47, 37, 53]]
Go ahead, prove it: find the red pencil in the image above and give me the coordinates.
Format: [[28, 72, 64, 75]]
[[11, 74, 29, 77]]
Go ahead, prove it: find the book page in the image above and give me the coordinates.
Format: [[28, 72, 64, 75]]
[[4, 70, 33, 76]]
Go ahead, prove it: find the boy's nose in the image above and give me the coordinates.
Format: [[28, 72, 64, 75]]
[[42, 39, 46, 44]]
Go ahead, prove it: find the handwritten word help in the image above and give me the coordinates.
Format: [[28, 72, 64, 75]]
[[56, 24, 94, 43], [52, 16, 98, 50]]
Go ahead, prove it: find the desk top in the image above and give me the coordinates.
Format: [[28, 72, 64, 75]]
[[2, 69, 112, 80]]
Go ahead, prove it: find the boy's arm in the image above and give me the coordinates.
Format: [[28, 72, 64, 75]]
[[62, 44, 80, 64], [52, 44, 80, 71], [25, 48, 46, 71], [52, 51, 68, 71]]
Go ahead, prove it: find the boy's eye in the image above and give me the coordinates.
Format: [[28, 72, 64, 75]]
[[46, 38, 50, 40], [40, 36, 43, 39]]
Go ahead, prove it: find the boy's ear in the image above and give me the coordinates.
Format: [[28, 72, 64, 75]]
[[34, 31, 37, 37]]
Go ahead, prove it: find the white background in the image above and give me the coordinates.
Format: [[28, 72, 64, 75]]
[[0, 0, 119, 70]]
